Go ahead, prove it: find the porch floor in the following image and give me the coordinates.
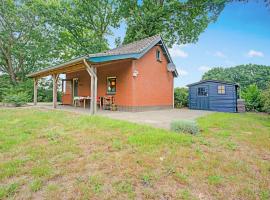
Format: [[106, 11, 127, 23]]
[[30, 103, 212, 130]]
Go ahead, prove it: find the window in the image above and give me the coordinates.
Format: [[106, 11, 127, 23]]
[[107, 77, 116, 94], [218, 85, 225, 94], [197, 87, 208, 96], [156, 50, 161, 61]]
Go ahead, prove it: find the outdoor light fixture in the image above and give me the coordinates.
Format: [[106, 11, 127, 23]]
[[133, 70, 139, 77]]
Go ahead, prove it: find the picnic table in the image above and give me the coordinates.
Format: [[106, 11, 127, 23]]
[[73, 96, 91, 109], [73, 96, 115, 110]]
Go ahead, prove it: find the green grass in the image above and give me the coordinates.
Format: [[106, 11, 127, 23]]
[[0, 108, 269, 199]]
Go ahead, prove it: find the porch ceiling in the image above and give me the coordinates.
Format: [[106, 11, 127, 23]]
[[27, 57, 133, 79]]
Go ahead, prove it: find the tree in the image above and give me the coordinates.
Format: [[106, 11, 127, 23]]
[[202, 64, 270, 90], [242, 84, 262, 111], [42, 0, 122, 57], [0, 0, 58, 84], [122, 0, 226, 46], [174, 87, 189, 108], [261, 83, 270, 114]]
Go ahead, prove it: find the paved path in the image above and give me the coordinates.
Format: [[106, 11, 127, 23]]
[[98, 108, 212, 129], [26, 103, 212, 130]]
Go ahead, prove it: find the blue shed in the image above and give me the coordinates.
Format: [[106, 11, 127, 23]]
[[187, 80, 239, 112]]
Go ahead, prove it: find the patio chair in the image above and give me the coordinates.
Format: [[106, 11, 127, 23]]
[[102, 96, 116, 111]]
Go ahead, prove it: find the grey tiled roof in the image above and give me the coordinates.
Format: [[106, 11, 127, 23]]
[[27, 35, 179, 77], [88, 35, 161, 57]]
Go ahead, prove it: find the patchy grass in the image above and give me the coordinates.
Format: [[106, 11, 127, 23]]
[[0, 108, 269, 199]]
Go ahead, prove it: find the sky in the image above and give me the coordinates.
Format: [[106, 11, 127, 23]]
[[107, 1, 270, 87]]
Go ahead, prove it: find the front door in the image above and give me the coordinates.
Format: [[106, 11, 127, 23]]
[[196, 86, 209, 110], [73, 78, 79, 98]]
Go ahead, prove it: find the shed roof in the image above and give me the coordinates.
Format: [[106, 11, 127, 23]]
[[27, 35, 178, 78], [187, 80, 239, 87]]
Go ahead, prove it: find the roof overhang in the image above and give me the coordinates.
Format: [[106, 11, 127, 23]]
[[27, 56, 87, 78]]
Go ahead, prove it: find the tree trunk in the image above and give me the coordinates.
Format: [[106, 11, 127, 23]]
[[7, 58, 17, 85]]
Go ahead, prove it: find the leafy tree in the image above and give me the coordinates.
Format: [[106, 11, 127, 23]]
[[174, 87, 189, 108], [0, 74, 11, 101], [242, 84, 262, 111], [0, 0, 59, 84], [202, 64, 270, 90], [261, 83, 270, 114], [42, 0, 122, 57], [122, 0, 226, 46]]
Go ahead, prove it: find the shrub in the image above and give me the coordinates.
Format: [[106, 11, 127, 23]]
[[174, 87, 188, 108], [261, 83, 270, 114], [3, 92, 29, 106], [242, 84, 263, 111], [170, 120, 199, 135]]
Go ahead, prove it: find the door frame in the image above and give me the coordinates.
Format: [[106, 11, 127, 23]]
[[72, 78, 79, 99], [196, 85, 209, 110]]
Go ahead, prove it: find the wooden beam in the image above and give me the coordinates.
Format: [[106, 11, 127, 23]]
[[52, 74, 59, 109], [94, 67, 97, 114], [31, 63, 86, 79], [84, 60, 97, 115], [33, 78, 38, 105]]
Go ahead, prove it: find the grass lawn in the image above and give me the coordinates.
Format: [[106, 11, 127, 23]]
[[0, 108, 269, 200]]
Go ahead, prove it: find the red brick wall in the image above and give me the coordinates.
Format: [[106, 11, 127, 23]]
[[97, 60, 133, 106], [132, 46, 174, 106], [62, 60, 134, 106], [62, 46, 174, 108]]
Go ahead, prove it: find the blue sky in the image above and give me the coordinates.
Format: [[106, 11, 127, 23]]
[[107, 1, 270, 87]]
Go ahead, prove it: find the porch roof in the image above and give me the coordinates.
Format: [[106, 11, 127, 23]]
[[27, 35, 178, 78]]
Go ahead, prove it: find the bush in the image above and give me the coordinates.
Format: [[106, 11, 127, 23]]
[[3, 92, 29, 106], [0, 75, 62, 103], [242, 84, 263, 112], [170, 120, 199, 135], [174, 87, 188, 108], [261, 83, 270, 114]]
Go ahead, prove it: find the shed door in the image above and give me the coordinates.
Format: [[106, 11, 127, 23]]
[[196, 86, 209, 110]]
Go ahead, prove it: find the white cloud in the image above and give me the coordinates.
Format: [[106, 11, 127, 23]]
[[169, 45, 188, 58], [214, 51, 226, 58], [247, 50, 264, 57], [177, 68, 188, 76], [198, 66, 212, 72]]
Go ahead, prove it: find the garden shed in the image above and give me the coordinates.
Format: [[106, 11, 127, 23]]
[[187, 80, 240, 112]]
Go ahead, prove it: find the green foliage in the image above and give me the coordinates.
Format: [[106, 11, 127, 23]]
[[0, 182, 19, 199], [0, 0, 60, 84], [202, 64, 270, 90], [170, 120, 199, 135], [261, 83, 270, 114], [2, 92, 29, 106], [30, 179, 43, 192], [202, 64, 270, 112], [174, 87, 188, 108], [41, 0, 121, 57], [0, 0, 121, 85], [242, 84, 262, 112], [0, 75, 61, 103], [122, 0, 225, 46], [0, 74, 12, 101]]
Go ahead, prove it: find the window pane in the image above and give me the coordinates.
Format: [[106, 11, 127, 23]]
[[156, 50, 161, 61], [107, 77, 116, 94], [198, 87, 207, 96], [218, 85, 225, 94]]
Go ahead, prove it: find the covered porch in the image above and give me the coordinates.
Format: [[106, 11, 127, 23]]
[[28, 57, 134, 115]]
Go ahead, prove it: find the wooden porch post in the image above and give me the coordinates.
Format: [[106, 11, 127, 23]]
[[33, 78, 38, 105], [90, 72, 94, 114], [52, 74, 59, 109], [84, 59, 97, 115], [94, 67, 97, 114]]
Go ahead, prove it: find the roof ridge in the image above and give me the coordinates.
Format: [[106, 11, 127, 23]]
[[104, 34, 161, 53]]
